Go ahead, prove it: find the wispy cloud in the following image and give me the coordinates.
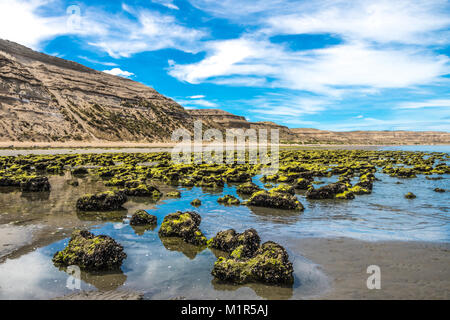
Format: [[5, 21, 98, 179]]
[[169, 38, 449, 95], [397, 99, 450, 109], [0, 0, 205, 58], [152, 0, 179, 10]]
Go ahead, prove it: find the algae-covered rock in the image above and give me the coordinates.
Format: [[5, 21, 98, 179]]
[[130, 210, 157, 226], [76, 191, 127, 211], [405, 192, 416, 199], [20, 176, 51, 192], [269, 184, 295, 195], [191, 198, 202, 206], [211, 241, 294, 285], [208, 228, 261, 259], [433, 188, 445, 193], [52, 230, 126, 271], [293, 178, 312, 190], [348, 185, 370, 195], [217, 194, 240, 205], [335, 190, 355, 200], [306, 182, 347, 200], [166, 191, 181, 198], [246, 190, 304, 210], [158, 211, 207, 245], [123, 184, 162, 198], [236, 182, 261, 195]]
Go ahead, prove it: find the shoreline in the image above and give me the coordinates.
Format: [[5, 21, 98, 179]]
[[288, 237, 450, 299], [1, 141, 449, 150]]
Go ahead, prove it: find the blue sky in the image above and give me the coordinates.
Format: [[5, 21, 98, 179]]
[[1, 0, 449, 131]]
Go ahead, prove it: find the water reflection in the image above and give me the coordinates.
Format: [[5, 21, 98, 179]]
[[160, 236, 207, 260], [211, 279, 294, 300]]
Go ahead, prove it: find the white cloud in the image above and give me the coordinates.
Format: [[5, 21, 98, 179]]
[[152, 0, 179, 10], [188, 95, 205, 99], [0, 0, 204, 58], [264, 0, 450, 45], [103, 68, 135, 78], [397, 99, 450, 109], [169, 38, 450, 95], [0, 0, 67, 49], [177, 98, 218, 108]]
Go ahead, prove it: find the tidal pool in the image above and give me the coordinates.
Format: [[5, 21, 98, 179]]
[[0, 149, 448, 299]]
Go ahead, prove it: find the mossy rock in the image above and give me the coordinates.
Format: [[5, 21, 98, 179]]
[[122, 184, 162, 198], [335, 190, 355, 200], [405, 192, 416, 199], [348, 185, 370, 195], [306, 182, 347, 200], [269, 184, 295, 195], [52, 230, 126, 271], [217, 194, 240, 205], [18, 176, 51, 192], [236, 182, 261, 195], [166, 191, 181, 198], [130, 210, 157, 226], [158, 211, 207, 246], [246, 190, 304, 211], [208, 228, 260, 259], [191, 198, 202, 207], [76, 191, 127, 211], [293, 178, 312, 190], [211, 241, 294, 285]]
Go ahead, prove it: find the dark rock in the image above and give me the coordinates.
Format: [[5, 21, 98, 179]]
[[293, 177, 312, 189], [130, 210, 157, 226], [211, 241, 294, 285], [158, 211, 207, 245], [76, 191, 127, 211], [217, 194, 240, 205], [236, 182, 261, 195], [20, 176, 51, 192], [306, 182, 347, 199], [52, 230, 126, 271], [122, 184, 162, 198], [246, 190, 304, 210], [208, 228, 261, 259], [191, 198, 201, 206], [405, 192, 416, 199]]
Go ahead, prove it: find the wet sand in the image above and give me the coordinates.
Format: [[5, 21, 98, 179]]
[[289, 237, 450, 299]]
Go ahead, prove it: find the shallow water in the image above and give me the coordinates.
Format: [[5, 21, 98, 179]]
[[0, 147, 448, 299]]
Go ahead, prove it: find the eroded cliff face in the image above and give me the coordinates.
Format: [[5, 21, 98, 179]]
[[0, 39, 193, 142]]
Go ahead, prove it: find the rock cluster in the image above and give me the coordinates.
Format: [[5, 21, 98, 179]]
[[209, 229, 294, 285]]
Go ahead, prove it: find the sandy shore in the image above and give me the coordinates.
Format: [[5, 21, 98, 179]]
[[289, 237, 450, 299], [0, 141, 389, 150]]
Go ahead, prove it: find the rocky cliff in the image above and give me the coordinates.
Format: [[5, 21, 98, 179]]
[[0, 39, 193, 142]]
